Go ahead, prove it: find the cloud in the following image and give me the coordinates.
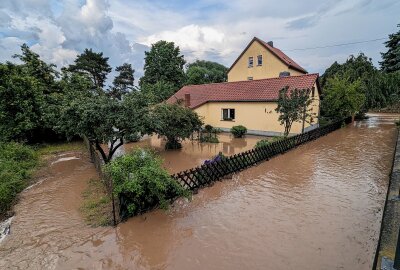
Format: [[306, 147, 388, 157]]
[[0, 0, 399, 78]]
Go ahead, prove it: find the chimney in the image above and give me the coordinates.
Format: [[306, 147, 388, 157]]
[[184, 93, 191, 107], [267, 41, 273, 47]]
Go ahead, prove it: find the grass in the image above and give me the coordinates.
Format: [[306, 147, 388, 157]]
[[0, 142, 38, 219], [35, 140, 84, 156], [80, 178, 113, 227]]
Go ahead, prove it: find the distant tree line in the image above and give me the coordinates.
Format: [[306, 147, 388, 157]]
[[320, 24, 400, 122]]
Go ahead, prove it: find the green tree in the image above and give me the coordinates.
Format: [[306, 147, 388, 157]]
[[67, 48, 112, 89], [13, 43, 59, 91], [109, 63, 135, 100], [380, 24, 400, 73], [185, 60, 228, 85], [141, 80, 177, 103], [322, 77, 366, 121], [0, 63, 45, 142], [57, 92, 149, 163], [321, 53, 376, 88], [140, 40, 186, 89], [275, 87, 313, 136], [150, 103, 203, 149]]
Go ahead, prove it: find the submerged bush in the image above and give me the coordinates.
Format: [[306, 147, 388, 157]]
[[104, 148, 189, 217], [200, 124, 219, 143], [230, 125, 247, 138], [0, 142, 38, 215], [255, 136, 285, 149]]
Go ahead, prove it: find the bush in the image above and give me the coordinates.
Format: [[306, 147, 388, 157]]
[[230, 125, 247, 138], [200, 124, 219, 143], [124, 133, 141, 143], [395, 119, 400, 127], [0, 142, 38, 216], [255, 136, 285, 149], [104, 148, 189, 217]]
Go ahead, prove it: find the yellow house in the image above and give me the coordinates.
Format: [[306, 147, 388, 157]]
[[167, 37, 320, 136], [228, 37, 307, 82]]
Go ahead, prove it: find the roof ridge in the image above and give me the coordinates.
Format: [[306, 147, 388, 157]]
[[183, 73, 319, 88]]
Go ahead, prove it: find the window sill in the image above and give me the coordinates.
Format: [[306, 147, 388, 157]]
[[257, 64, 262, 66], [221, 119, 235, 122]]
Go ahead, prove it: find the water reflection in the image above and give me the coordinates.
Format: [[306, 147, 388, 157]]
[[0, 114, 398, 270]]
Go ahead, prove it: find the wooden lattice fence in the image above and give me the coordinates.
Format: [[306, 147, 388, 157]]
[[172, 117, 352, 191]]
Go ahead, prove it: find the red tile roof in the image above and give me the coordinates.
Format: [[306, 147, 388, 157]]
[[167, 73, 320, 109], [228, 37, 307, 74]]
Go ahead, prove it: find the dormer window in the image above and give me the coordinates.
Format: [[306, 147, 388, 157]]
[[257, 55, 263, 66], [248, 57, 253, 68]]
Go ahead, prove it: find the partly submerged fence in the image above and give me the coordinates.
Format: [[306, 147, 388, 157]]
[[83, 137, 119, 225], [86, 117, 352, 222], [172, 117, 352, 191]]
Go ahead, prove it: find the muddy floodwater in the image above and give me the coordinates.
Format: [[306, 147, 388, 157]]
[[0, 114, 398, 270], [124, 133, 266, 173]]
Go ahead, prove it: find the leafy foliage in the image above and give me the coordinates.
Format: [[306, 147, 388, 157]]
[[230, 125, 247, 138], [141, 80, 178, 103], [275, 87, 312, 136], [380, 24, 400, 73], [109, 63, 135, 100], [150, 103, 203, 149], [140, 40, 186, 89], [67, 48, 112, 89], [200, 124, 219, 143], [0, 142, 38, 216], [104, 148, 188, 216], [57, 92, 149, 163], [185, 60, 228, 85], [322, 77, 365, 120]]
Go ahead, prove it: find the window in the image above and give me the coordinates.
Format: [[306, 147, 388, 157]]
[[312, 87, 315, 98], [222, 108, 235, 120], [248, 57, 253, 68], [257, 55, 263, 66], [247, 77, 253, 81]]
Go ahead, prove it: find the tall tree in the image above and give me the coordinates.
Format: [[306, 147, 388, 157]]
[[380, 24, 400, 73], [321, 53, 376, 88], [275, 87, 313, 136], [109, 63, 135, 100], [140, 40, 186, 89], [185, 60, 228, 85], [141, 80, 177, 103], [13, 44, 59, 90], [67, 48, 111, 89], [322, 77, 365, 121], [57, 92, 149, 163]]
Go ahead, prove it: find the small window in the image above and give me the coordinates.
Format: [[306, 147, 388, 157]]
[[248, 57, 253, 68], [312, 88, 315, 98], [247, 77, 253, 81], [257, 55, 262, 66], [222, 108, 235, 120]]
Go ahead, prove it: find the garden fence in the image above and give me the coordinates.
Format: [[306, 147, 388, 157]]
[[172, 117, 352, 191], [86, 117, 352, 222]]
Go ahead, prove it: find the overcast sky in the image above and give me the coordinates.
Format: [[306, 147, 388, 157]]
[[0, 0, 399, 79]]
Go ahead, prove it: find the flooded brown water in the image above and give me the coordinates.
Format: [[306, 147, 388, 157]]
[[0, 113, 398, 270], [124, 133, 266, 173]]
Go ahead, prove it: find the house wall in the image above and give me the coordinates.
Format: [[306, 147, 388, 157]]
[[194, 83, 320, 136], [227, 40, 304, 82]]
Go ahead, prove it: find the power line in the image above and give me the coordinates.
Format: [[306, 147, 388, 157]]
[[284, 37, 387, 51]]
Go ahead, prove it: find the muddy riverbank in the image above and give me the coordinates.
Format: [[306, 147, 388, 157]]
[[0, 113, 398, 269]]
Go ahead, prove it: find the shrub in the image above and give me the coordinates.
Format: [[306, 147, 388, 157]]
[[255, 136, 286, 149], [104, 148, 189, 217], [200, 124, 219, 143], [395, 119, 400, 127], [0, 142, 38, 216], [230, 125, 247, 138], [124, 133, 141, 143]]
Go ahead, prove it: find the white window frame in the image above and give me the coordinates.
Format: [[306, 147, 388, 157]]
[[248, 57, 253, 68], [221, 108, 235, 121]]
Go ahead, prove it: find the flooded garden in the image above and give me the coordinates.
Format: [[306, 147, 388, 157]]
[[0, 113, 398, 270]]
